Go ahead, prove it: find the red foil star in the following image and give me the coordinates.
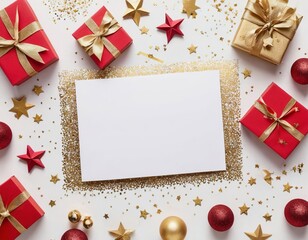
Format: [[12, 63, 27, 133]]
[[18, 145, 45, 172], [157, 14, 184, 43]]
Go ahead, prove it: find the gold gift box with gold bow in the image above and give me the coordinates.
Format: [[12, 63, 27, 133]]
[[232, 0, 302, 65]]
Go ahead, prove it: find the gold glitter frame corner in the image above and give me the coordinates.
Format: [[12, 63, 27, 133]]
[[59, 61, 242, 191]]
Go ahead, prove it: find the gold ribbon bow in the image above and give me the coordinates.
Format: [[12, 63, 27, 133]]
[[0, 191, 30, 233], [77, 11, 121, 61], [244, 0, 299, 52], [254, 97, 304, 142], [0, 8, 47, 77]]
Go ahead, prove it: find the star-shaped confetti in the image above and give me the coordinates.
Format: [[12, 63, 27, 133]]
[[104, 214, 109, 219], [182, 0, 200, 18], [33, 114, 43, 124], [242, 68, 252, 79], [18, 145, 45, 173], [193, 197, 203, 206], [263, 213, 272, 222], [176, 195, 181, 201], [9, 97, 34, 119], [245, 224, 272, 240], [157, 14, 184, 43], [140, 26, 149, 34], [50, 175, 60, 184], [140, 210, 149, 219], [239, 204, 250, 215], [248, 177, 256, 186], [123, 0, 149, 26], [49, 200, 56, 207], [283, 183, 293, 193], [188, 44, 197, 54], [32, 85, 44, 96], [263, 170, 273, 185], [109, 222, 134, 240], [157, 209, 162, 214]]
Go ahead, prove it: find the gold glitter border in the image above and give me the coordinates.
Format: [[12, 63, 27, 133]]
[[59, 61, 242, 191]]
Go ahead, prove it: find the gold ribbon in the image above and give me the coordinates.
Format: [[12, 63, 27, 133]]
[[243, 0, 300, 53], [77, 11, 121, 61], [0, 191, 30, 233], [254, 97, 304, 142], [0, 7, 47, 77]]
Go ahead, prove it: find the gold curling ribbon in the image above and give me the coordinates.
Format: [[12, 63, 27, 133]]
[[77, 11, 121, 61], [0, 191, 31, 233], [254, 97, 304, 142], [0, 8, 47, 77], [243, 0, 300, 54]]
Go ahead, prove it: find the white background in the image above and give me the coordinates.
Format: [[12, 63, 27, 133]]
[[0, 0, 307, 239]]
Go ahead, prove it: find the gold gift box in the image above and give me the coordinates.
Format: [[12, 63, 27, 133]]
[[232, 0, 302, 65]]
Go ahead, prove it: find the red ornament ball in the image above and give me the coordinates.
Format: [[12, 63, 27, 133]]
[[61, 229, 88, 240], [284, 198, 308, 227], [0, 122, 12, 150], [291, 58, 308, 85], [208, 204, 234, 232]]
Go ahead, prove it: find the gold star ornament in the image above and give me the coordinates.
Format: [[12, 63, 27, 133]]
[[283, 182, 293, 193], [109, 222, 134, 240], [140, 210, 149, 219], [123, 0, 149, 26], [245, 224, 272, 240], [32, 85, 44, 96], [193, 197, 202, 206], [239, 204, 250, 215], [263, 213, 272, 222], [33, 114, 43, 124], [9, 97, 34, 119], [182, 0, 200, 18]]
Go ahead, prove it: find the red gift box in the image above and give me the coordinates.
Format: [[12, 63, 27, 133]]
[[0, 176, 44, 240], [73, 6, 133, 69], [241, 83, 308, 159], [0, 0, 58, 86]]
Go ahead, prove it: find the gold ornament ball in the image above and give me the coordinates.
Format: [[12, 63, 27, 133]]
[[160, 216, 187, 240], [83, 216, 93, 229], [68, 210, 82, 223]]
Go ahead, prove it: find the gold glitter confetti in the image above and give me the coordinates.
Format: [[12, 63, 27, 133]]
[[49, 200, 56, 207], [263, 213, 272, 222], [188, 44, 197, 54], [109, 222, 134, 240], [245, 224, 272, 240], [155, 46, 160, 51], [248, 177, 256, 186], [32, 85, 44, 96], [33, 114, 43, 124], [157, 209, 162, 214], [239, 204, 250, 215], [177, 195, 181, 201], [137, 51, 164, 63], [104, 214, 109, 219], [242, 68, 251, 79], [193, 197, 203, 206], [123, 0, 149, 26], [9, 97, 34, 119], [140, 210, 149, 219], [140, 26, 149, 34], [50, 175, 60, 184], [263, 170, 273, 185], [59, 61, 242, 191], [283, 183, 293, 193]]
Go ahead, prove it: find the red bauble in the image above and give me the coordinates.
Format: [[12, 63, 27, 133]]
[[0, 122, 12, 150], [61, 229, 88, 240], [284, 198, 308, 227], [291, 58, 308, 85], [208, 204, 234, 232]]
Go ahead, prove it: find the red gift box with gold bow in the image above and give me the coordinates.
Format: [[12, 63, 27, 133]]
[[0, 176, 44, 240], [0, 0, 58, 86], [73, 5, 133, 69], [240, 83, 308, 159]]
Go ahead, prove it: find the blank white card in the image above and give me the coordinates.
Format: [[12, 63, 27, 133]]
[[75, 71, 226, 181]]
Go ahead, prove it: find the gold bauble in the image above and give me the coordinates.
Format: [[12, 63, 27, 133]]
[[159, 216, 187, 240], [68, 210, 82, 223], [83, 216, 93, 229]]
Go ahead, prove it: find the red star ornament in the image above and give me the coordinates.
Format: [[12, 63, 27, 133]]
[[157, 14, 184, 43], [18, 145, 45, 172]]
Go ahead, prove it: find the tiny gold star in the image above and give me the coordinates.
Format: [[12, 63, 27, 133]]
[[157, 209, 162, 214], [140, 210, 149, 219], [242, 68, 252, 79], [245, 224, 272, 240], [282, 170, 287, 175], [258, 201, 263, 205], [49, 200, 56, 207], [263, 170, 273, 185], [276, 176, 281, 180], [153, 204, 158, 208], [32, 85, 44, 96], [140, 26, 149, 34], [188, 44, 197, 54], [18, 135, 23, 139], [263, 213, 272, 222], [176, 195, 181, 201], [109, 222, 134, 240], [155, 46, 160, 51], [283, 183, 293, 193], [33, 114, 43, 124], [193, 197, 203, 206], [248, 177, 256, 186], [103, 214, 109, 219], [50, 175, 60, 184], [9, 97, 34, 119], [255, 164, 260, 168], [239, 204, 250, 215]]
